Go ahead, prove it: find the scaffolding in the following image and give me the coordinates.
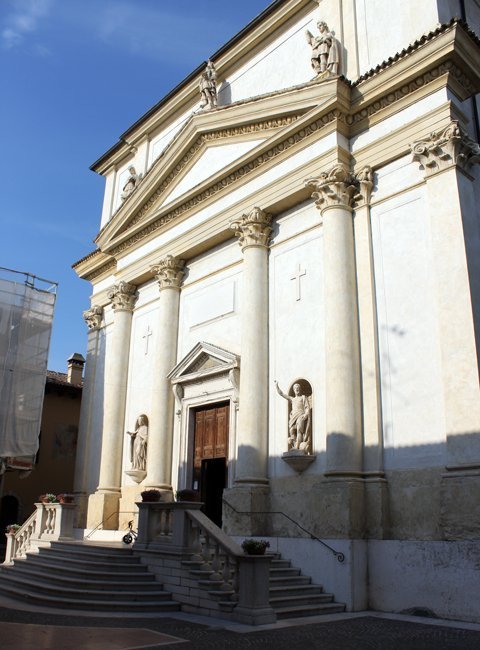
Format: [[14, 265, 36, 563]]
[[0, 267, 57, 469]]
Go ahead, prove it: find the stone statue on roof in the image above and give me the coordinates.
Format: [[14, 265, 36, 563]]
[[305, 21, 340, 78], [199, 60, 218, 110], [121, 166, 143, 202]]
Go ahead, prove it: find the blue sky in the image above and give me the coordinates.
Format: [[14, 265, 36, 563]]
[[1, 0, 270, 372]]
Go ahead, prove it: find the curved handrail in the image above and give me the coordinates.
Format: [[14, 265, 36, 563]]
[[222, 499, 345, 563]]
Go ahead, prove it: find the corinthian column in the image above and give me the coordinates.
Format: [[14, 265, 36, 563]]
[[306, 165, 362, 475], [74, 305, 103, 527], [87, 282, 137, 530], [230, 207, 273, 485], [412, 121, 480, 537], [145, 255, 185, 495]]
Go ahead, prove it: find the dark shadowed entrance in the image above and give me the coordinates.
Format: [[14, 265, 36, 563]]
[[193, 402, 229, 526]]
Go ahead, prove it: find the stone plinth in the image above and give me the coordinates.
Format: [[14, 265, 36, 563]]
[[282, 450, 316, 473]]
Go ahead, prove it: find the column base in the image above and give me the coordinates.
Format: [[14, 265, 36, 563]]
[[440, 466, 480, 539], [86, 491, 121, 530], [222, 485, 270, 536]]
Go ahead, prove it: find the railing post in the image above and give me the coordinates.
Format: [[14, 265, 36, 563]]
[[33, 502, 47, 540], [53, 504, 76, 540], [3, 534, 16, 565], [234, 555, 276, 624], [136, 501, 203, 550]]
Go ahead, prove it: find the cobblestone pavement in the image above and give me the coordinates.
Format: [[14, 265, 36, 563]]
[[1, 606, 480, 649]]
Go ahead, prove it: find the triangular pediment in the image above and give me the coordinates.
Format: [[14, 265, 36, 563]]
[[168, 341, 240, 383], [95, 79, 341, 252]]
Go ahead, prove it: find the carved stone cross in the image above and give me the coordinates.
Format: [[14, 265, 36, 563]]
[[142, 325, 152, 355], [291, 265, 307, 301]]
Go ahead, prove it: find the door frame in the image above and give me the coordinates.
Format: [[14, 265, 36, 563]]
[[167, 342, 240, 495]]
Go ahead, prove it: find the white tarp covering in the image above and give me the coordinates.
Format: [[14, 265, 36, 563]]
[[0, 269, 56, 459]]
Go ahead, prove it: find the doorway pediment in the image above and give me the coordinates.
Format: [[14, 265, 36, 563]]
[[168, 341, 240, 385]]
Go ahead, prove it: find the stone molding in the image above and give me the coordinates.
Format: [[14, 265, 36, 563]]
[[306, 164, 357, 211], [411, 120, 480, 176], [83, 305, 104, 330], [107, 281, 138, 312], [151, 255, 186, 291], [230, 207, 273, 250], [84, 258, 117, 283]]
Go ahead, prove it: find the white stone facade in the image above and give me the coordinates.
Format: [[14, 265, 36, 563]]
[[74, 0, 480, 624]]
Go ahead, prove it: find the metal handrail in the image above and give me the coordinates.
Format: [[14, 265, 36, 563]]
[[222, 499, 345, 563], [85, 511, 136, 539]]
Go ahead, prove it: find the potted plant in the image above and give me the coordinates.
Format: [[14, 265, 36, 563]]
[[241, 539, 270, 555], [176, 489, 200, 502], [5, 524, 20, 535], [39, 493, 58, 504], [56, 493, 75, 504], [140, 489, 161, 502]]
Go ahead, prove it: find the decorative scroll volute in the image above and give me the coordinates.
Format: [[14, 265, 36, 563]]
[[83, 305, 104, 330], [305, 164, 357, 211], [107, 281, 138, 312], [151, 255, 186, 291], [230, 207, 273, 250], [411, 120, 480, 176]]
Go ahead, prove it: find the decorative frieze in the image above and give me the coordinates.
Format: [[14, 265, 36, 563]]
[[230, 207, 273, 250], [107, 281, 138, 312], [411, 120, 480, 176], [151, 255, 185, 291], [306, 164, 357, 211], [83, 305, 104, 330]]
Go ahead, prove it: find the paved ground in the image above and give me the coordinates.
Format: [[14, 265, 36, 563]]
[[1, 606, 480, 650]]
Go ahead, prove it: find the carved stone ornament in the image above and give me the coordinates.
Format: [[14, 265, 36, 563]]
[[353, 165, 374, 206], [151, 255, 186, 290], [199, 60, 218, 110], [107, 281, 138, 312], [230, 207, 273, 250], [275, 379, 313, 455], [305, 20, 341, 79], [305, 164, 357, 211], [411, 120, 480, 177], [83, 305, 104, 330], [120, 166, 143, 202]]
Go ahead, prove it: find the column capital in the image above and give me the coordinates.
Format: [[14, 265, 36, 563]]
[[151, 255, 185, 291], [411, 120, 480, 177], [353, 165, 374, 207], [230, 207, 273, 250], [107, 281, 137, 312], [305, 164, 357, 211], [83, 305, 104, 330]]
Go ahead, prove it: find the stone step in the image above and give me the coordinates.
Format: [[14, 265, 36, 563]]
[[0, 582, 180, 613], [275, 602, 346, 619], [269, 592, 337, 608], [35, 548, 142, 566], [23, 553, 149, 574], [269, 575, 311, 587], [0, 571, 173, 602], [4, 564, 157, 590], [269, 584, 326, 599], [269, 567, 302, 577]]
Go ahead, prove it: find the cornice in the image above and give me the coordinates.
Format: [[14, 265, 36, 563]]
[[72, 249, 116, 281]]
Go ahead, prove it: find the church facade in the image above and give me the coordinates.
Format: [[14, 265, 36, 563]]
[[73, 0, 480, 622]]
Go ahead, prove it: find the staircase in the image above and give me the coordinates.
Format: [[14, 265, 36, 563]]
[[268, 554, 345, 619], [0, 541, 180, 614]]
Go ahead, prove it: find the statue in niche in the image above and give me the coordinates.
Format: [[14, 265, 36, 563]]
[[274, 380, 312, 454], [305, 21, 340, 77], [121, 166, 143, 201], [127, 414, 148, 471], [199, 60, 218, 109]]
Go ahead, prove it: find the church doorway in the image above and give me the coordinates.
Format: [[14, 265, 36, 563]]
[[193, 402, 229, 526]]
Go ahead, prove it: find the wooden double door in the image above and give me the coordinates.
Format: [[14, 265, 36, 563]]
[[193, 402, 229, 526]]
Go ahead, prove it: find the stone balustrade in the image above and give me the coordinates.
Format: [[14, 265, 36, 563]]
[[135, 501, 276, 624], [3, 502, 76, 565]]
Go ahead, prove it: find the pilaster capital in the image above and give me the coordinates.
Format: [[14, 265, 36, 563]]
[[411, 120, 480, 177], [353, 165, 374, 207], [230, 207, 273, 250], [305, 164, 357, 212], [151, 255, 185, 291], [83, 305, 104, 330], [107, 281, 137, 312]]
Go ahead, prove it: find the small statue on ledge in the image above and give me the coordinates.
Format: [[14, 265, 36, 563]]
[[199, 60, 218, 110], [305, 21, 340, 78], [275, 380, 312, 454], [121, 166, 143, 202]]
